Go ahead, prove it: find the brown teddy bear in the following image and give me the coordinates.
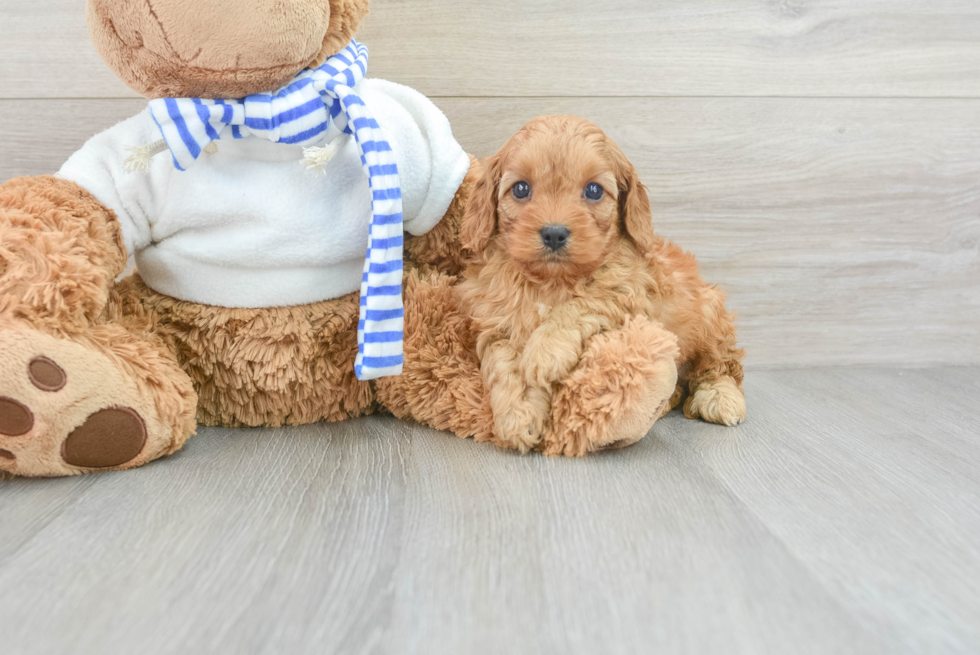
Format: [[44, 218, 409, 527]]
[[0, 0, 479, 477]]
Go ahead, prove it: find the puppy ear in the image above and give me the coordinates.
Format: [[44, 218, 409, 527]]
[[611, 144, 658, 258], [461, 154, 502, 257], [311, 0, 371, 67]]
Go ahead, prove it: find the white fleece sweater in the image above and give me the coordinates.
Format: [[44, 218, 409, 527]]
[[57, 79, 470, 308]]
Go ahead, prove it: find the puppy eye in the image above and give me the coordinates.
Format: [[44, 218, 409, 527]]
[[512, 181, 532, 200], [584, 183, 604, 201]]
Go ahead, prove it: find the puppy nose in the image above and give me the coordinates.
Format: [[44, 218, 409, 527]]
[[540, 225, 571, 251]]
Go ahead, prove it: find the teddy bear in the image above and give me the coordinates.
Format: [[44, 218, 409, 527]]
[[0, 0, 479, 477]]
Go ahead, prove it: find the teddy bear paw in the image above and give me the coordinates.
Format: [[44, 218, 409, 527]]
[[0, 321, 192, 477], [547, 355, 678, 457]]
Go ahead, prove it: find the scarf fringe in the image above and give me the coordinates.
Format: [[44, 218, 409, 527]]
[[126, 140, 219, 174], [301, 136, 350, 175], [124, 140, 169, 173]]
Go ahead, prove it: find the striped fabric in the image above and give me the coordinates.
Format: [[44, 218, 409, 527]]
[[146, 41, 404, 381]]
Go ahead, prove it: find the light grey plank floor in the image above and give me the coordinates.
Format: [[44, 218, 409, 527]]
[[0, 368, 978, 654]]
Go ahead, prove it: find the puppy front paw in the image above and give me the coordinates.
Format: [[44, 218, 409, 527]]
[[521, 333, 581, 387], [684, 377, 746, 427], [493, 387, 550, 453]]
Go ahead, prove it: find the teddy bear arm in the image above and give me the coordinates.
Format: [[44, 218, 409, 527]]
[[404, 155, 480, 277], [373, 267, 495, 443], [55, 112, 165, 260], [545, 316, 681, 457]]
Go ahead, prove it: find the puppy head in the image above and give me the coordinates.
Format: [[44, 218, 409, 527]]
[[462, 115, 656, 282]]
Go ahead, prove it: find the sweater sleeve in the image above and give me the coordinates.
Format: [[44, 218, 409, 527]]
[[361, 79, 471, 237], [56, 109, 170, 257]]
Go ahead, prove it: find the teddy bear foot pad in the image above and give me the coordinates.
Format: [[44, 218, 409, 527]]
[[0, 321, 189, 477]]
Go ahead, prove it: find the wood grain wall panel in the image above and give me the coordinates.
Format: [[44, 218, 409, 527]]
[[2, 0, 980, 99], [3, 97, 977, 367]]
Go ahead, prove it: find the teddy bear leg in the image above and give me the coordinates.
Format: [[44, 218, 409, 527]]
[[0, 177, 197, 477], [119, 275, 374, 428], [373, 267, 495, 443], [544, 316, 680, 457]]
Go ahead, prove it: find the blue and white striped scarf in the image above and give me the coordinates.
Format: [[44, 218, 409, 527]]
[[146, 40, 403, 381]]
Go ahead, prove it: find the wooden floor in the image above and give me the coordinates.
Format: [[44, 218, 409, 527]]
[[0, 367, 977, 654]]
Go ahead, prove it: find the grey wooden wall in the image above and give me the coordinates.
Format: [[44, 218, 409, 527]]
[[1, 0, 978, 367]]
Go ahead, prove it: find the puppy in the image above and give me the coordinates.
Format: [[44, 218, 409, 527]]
[[459, 116, 746, 453]]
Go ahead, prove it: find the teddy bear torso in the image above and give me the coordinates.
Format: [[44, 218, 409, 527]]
[[57, 79, 470, 309], [51, 78, 472, 430]]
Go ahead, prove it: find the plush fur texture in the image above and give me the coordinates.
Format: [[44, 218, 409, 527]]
[[112, 276, 374, 428], [374, 266, 495, 442], [0, 176, 126, 328], [547, 316, 680, 456], [458, 116, 745, 454], [87, 0, 369, 99]]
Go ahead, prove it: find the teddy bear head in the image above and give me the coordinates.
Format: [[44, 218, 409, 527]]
[[87, 0, 370, 100]]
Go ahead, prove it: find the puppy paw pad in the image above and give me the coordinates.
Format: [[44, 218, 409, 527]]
[[0, 397, 34, 436], [62, 407, 147, 469], [28, 356, 67, 392]]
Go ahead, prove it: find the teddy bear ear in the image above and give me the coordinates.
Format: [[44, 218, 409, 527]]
[[310, 0, 371, 68]]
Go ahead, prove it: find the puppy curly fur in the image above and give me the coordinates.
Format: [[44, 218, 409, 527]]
[[378, 116, 743, 457], [459, 116, 745, 452]]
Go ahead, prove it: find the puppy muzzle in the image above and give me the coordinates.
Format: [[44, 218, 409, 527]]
[[540, 224, 571, 252]]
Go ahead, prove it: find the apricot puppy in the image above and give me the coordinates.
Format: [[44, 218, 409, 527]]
[[459, 116, 746, 452]]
